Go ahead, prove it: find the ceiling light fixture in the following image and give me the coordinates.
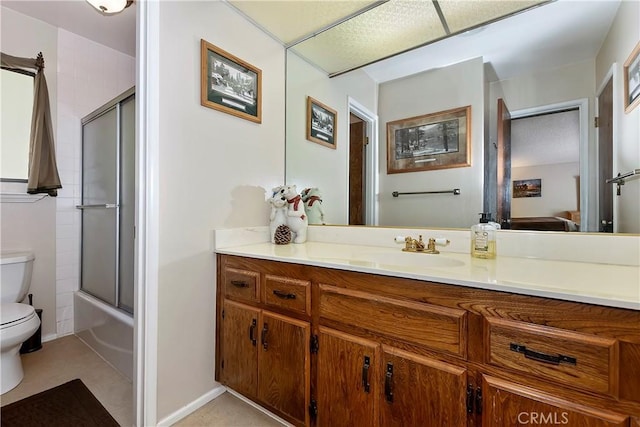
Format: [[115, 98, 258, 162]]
[[86, 0, 133, 15]]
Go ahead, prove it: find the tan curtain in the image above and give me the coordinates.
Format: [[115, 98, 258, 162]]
[[1, 52, 62, 196]]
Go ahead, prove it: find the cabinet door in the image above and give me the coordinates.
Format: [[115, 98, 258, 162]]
[[258, 311, 310, 426], [380, 346, 468, 427], [481, 375, 629, 427], [221, 300, 259, 397], [316, 327, 380, 427]]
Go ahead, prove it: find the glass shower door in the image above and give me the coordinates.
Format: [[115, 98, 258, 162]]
[[80, 107, 119, 306]]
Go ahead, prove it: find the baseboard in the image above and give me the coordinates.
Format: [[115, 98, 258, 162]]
[[157, 385, 226, 426], [225, 389, 294, 427], [42, 333, 58, 343]]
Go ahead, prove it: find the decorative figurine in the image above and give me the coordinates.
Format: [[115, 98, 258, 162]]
[[301, 187, 326, 225], [275, 184, 308, 243], [268, 187, 291, 244]]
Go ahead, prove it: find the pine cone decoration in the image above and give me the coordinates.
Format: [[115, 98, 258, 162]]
[[274, 224, 292, 245]]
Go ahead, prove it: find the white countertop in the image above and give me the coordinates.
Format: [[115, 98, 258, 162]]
[[215, 239, 640, 311]]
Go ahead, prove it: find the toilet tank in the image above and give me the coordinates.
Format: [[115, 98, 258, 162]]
[[0, 251, 35, 303]]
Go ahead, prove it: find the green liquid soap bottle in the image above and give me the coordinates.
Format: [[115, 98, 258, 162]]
[[471, 213, 497, 259]]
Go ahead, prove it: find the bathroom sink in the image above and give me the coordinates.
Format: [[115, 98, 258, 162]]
[[355, 251, 465, 269]]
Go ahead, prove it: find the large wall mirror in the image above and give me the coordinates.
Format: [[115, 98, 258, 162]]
[[285, 0, 640, 234]]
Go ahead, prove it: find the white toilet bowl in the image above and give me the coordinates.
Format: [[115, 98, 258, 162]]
[[1, 303, 40, 394]]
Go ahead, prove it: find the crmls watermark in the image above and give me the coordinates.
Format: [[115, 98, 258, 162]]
[[517, 411, 569, 425]]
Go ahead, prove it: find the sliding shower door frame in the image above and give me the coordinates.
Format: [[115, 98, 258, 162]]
[[79, 87, 135, 314]]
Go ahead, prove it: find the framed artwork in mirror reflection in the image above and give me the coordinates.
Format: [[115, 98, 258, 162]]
[[387, 106, 471, 174], [306, 96, 337, 149], [200, 39, 262, 123], [624, 40, 640, 113]]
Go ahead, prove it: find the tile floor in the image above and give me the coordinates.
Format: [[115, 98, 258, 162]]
[[1, 335, 284, 426]]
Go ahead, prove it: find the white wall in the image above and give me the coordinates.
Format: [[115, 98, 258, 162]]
[[56, 28, 135, 335], [1, 7, 58, 340], [155, 1, 285, 419], [596, 0, 640, 233], [286, 51, 377, 224], [512, 162, 580, 218], [378, 57, 485, 228]]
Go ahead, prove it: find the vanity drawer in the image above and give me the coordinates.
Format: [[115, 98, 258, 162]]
[[319, 284, 467, 357], [263, 275, 310, 315], [222, 267, 259, 302], [485, 317, 618, 395]]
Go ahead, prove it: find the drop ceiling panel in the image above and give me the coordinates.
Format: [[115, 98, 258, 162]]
[[438, 0, 544, 33], [228, 0, 379, 45], [291, 0, 446, 74]]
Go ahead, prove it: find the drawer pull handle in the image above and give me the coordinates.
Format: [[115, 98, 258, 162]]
[[362, 356, 371, 393], [261, 323, 268, 350], [510, 343, 577, 366], [231, 280, 249, 288], [249, 319, 257, 346], [272, 290, 296, 299], [385, 363, 394, 403]]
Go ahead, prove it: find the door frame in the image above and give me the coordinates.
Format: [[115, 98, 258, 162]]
[[595, 63, 618, 233], [510, 98, 590, 231], [135, 1, 160, 425], [348, 97, 379, 226]]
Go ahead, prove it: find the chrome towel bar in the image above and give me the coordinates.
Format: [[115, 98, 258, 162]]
[[392, 189, 460, 197]]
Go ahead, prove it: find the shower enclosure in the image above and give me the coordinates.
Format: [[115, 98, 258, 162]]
[[74, 87, 135, 379], [78, 87, 135, 312]]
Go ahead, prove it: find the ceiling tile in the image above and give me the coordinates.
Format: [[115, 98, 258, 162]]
[[229, 0, 379, 45], [438, 0, 545, 34], [291, 0, 446, 74]]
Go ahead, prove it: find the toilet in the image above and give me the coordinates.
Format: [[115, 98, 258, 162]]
[[1, 251, 40, 394]]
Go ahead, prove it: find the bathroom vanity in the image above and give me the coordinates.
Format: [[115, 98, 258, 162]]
[[214, 230, 640, 427]]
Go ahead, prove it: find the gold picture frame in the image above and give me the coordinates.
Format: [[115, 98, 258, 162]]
[[306, 96, 337, 149], [386, 106, 471, 174], [624, 40, 640, 114], [200, 39, 262, 123]]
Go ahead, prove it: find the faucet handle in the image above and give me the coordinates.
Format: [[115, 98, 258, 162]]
[[394, 236, 407, 244], [432, 238, 450, 246]]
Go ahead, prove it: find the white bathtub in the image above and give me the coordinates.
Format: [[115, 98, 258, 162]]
[[74, 291, 133, 381]]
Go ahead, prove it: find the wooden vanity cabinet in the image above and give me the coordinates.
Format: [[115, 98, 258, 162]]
[[481, 375, 629, 427], [216, 254, 640, 427], [217, 257, 311, 426]]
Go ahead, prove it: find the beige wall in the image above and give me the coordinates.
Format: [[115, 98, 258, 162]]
[[596, 0, 640, 233], [1, 7, 58, 340], [378, 57, 485, 228], [156, 1, 285, 419], [286, 51, 378, 224], [512, 162, 580, 218]]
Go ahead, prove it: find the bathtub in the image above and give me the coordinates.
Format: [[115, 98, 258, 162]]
[[74, 291, 133, 381]]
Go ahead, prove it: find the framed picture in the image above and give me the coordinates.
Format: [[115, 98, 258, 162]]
[[306, 96, 337, 149], [386, 106, 471, 174], [624, 40, 640, 113], [513, 179, 541, 198], [200, 39, 262, 123]]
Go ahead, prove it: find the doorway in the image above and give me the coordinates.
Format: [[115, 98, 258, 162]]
[[348, 98, 378, 226], [507, 99, 590, 231], [597, 75, 614, 232]]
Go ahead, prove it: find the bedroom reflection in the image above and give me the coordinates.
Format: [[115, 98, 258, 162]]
[[509, 109, 581, 232]]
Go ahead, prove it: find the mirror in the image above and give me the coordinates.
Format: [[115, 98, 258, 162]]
[[285, 0, 640, 233]]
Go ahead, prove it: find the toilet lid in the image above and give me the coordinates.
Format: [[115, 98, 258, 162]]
[[1, 303, 36, 328]]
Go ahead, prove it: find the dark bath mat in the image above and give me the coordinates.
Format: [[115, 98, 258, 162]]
[[1, 378, 119, 427]]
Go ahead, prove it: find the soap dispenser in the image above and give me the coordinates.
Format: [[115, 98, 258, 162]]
[[471, 213, 497, 259]]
